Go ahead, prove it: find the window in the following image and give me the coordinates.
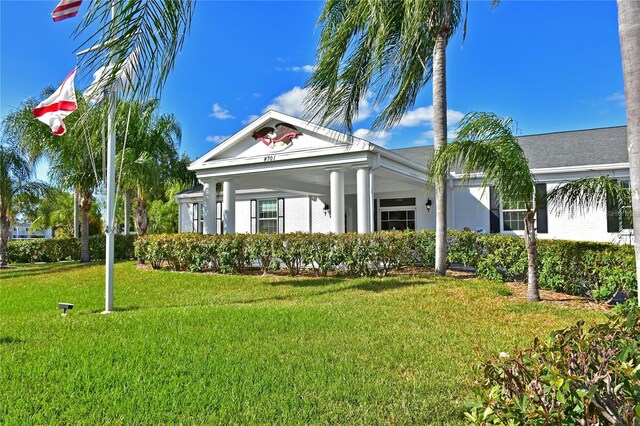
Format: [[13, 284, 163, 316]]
[[621, 180, 632, 230], [258, 199, 278, 233], [380, 210, 415, 231], [192, 203, 202, 233], [502, 200, 527, 231]]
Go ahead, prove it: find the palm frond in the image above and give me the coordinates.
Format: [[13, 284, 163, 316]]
[[427, 112, 535, 208], [546, 176, 632, 217], [305, 0, 463, 133], [74, 0, 195, 101]]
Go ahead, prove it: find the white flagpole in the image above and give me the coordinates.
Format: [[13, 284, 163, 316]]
[[103, 1, 117, 313]]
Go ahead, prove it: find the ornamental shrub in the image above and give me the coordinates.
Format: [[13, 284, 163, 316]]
[[245, 233, 279, 275], [303, 233, 341, 277], [466, 310, 640, 425], [276, 232, 307, 276], [369, 231, 413, 277], [413, 230, 436, 267], [7, 235, 134, 263]]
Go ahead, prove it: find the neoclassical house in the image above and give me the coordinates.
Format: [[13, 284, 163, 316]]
[[178, 110, 631, 243]]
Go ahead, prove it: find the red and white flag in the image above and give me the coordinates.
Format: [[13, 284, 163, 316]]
[[51, 0, 82, 22], [32, 69, 77, 136]]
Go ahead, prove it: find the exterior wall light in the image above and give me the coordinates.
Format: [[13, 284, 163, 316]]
[[425, 199, 432, 212], [323, 203, 331, 216]]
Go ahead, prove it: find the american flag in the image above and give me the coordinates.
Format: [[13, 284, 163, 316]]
[[51, 0, 82, 22]]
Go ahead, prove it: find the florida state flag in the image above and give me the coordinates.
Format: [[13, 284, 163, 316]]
[[32, 69, 77, 136]]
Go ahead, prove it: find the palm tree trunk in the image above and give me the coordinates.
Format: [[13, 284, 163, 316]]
[[0, 212, 10, 268], [124, 190, 131, 236], [135, 197, 148, 264], [79, 191, 92, 263], [73, 189, 80, 238], [433, 24, 449, 276], [523, 212, 541, 302], [617, 0, 640, 307]]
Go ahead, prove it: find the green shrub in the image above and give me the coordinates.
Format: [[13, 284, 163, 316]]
[[7, 235, 134, 263], [466, 310, 640, 425], [130, 231, 637, 305]]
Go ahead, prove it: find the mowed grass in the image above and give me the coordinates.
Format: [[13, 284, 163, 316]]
[[1, 262, 602, 425]]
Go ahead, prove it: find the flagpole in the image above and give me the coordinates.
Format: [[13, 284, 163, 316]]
[[103, 1, 117, 314]]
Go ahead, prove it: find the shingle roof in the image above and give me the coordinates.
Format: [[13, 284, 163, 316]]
[[391, 126, 628, 170], [176, 183, 203, 196]]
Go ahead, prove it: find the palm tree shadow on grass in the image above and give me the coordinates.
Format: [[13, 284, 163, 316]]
[[0, 262, 99, 280], [0, 336, 24, 345]]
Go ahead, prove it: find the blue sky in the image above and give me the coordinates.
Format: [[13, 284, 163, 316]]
[[1, 0, 626, 165]]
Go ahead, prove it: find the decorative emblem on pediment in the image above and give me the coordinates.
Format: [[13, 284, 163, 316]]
[[252, 122, 302, 152]]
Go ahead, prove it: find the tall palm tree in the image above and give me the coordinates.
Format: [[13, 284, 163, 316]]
[[115, 100, 185, 241], [617, 1, 640, 306], [0, 142, 46, 268], [73, 0, 195, 102], [305, 0, 463, 276], [4, 92, 103, 262]]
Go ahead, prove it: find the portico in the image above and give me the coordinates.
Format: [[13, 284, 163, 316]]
[[179, 110, 432, 235]]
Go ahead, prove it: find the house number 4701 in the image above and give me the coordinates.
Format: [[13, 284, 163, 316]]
[[264, 155, 276, 162]]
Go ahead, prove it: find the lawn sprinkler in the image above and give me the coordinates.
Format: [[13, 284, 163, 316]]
[[58, 302, 74, 317]]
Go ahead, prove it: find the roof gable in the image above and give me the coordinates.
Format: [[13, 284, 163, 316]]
[[189, 111, 371, 170]]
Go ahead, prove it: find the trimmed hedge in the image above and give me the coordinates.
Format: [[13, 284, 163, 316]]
[[466, 310, 640, 425], [136, 231, 637, 303], [6, 235, 136, 263]]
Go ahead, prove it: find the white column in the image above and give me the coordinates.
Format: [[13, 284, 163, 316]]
[[356, 167, 371, 233], [202, 180, 217, 234], [329, 169, 345, 233], [222, 180, 236, 234], [369, 170, 375, 232]]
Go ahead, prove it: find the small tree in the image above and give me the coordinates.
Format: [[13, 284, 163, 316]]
[[0, 142, 46, 267], [429, 112, 634, 302]]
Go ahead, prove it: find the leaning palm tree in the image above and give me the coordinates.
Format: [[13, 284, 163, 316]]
[[428, 112, 543, 301], [0, 142, 46, 268], [616, 1, 640, 306], [429, 113, 634, 302], [305, 0, 464, 276]]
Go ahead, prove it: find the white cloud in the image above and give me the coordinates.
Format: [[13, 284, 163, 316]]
[[206, 135, 229, 144], [241, 114, 260, 125], [605, 91, 626, 106], [263, 86, 310, 117], [285, 65, 317, 73], [262, 86, 372, 122], [209, 103, 234, 120], [253, 92, 262, 98], [353, 128, 392, 147], [398, 106, 465, 128]]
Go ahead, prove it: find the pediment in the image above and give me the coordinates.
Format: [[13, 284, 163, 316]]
[[190, 111, 370, 169]]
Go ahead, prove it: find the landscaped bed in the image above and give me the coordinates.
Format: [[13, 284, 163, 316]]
[[1, 261, 602, 424]]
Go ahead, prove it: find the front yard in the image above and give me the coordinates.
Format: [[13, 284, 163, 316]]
[[0, 262, 602, 424]]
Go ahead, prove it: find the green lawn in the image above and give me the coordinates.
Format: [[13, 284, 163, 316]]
[[0, 262, 602, 425]]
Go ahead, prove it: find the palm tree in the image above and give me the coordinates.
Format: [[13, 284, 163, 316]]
[[429, 112, 635, 302], [0, 142, 46, 268], [28, 188, 75, 238], [616, 1, 640, 306], [305, 0, 464, 276], [4, 92, 103, 262], [73, 0, 195, 102], [115, 100, 185, 240], [428, 113, 542, 301]]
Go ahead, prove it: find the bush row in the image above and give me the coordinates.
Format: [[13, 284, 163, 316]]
[[6, 235, 136, 263], [466, 310, 640, 425], [135, 231, 637, 302]]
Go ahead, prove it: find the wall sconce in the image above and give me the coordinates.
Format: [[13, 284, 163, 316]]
[[425, 198, 432, 212], [323, 203, 331, 217]]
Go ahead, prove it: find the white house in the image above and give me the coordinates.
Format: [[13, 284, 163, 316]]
[[178, 110, 631, 243], [10, 222, 53, 240]]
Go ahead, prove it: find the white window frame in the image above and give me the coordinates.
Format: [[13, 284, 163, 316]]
[[501, 200, 527, 232], [378, 207, 417, 231], [258, 199, 278, 234]]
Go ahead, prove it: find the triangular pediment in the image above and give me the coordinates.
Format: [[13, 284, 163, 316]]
[[190, 111, 370, 170]]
